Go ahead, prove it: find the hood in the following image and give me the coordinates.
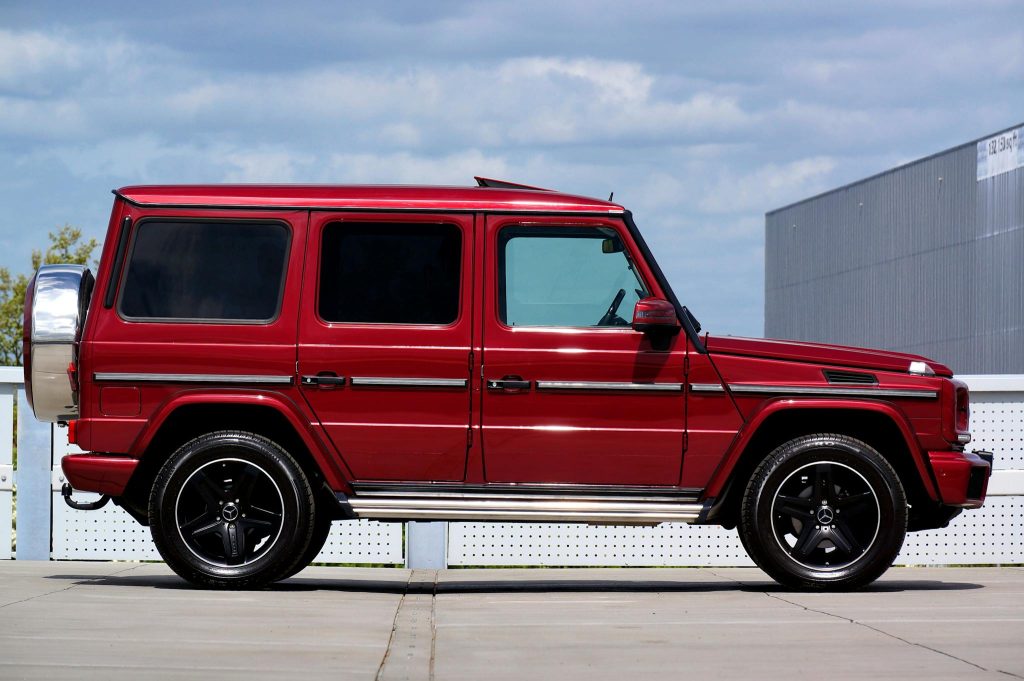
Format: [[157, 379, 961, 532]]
[[704, 335, 953, 377]]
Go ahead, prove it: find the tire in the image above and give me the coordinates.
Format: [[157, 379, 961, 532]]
[[279, 512, 333, 580], [149, 431, 316, 589], [739, 433, 907, 590]]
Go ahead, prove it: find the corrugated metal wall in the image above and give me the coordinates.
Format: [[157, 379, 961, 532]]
[[765, 127, 1024, 374]]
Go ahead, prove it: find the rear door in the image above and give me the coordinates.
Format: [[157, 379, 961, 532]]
[[297, 212, 474, 481], [479, 214, 686, 486]]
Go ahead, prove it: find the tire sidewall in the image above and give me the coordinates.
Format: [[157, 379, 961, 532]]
[[746, 436, 907, 588], [150, 432, 312, 586]]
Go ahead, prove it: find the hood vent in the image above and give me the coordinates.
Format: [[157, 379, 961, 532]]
[[823, 369, 878, 385]]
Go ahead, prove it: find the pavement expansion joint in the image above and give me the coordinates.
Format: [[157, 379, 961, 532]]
[[376, 570, 438, 681], [0, 563, 142, 611], [761, 590, 1021, 679]]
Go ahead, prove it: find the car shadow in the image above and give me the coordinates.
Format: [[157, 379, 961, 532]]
[[43, 571, 986, 594]]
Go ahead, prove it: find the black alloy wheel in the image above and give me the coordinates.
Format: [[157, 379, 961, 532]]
[[740, 433, 907, 590], [175, 458, 285, 568], [770, 461, 879, 570], [149, 431, 316, 589]]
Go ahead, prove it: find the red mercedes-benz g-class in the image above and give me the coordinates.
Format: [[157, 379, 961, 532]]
[[24, 178, 991, 590]]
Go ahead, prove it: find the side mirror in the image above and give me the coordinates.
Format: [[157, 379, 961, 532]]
[[632, 297, 680, 334]]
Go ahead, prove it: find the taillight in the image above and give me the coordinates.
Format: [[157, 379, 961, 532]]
[[67, 419, 78, 445], [955, 384, 970, 434]]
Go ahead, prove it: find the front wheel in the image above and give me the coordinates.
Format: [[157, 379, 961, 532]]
[[739, 434, 907, 590], [149, 431, 316, 589]]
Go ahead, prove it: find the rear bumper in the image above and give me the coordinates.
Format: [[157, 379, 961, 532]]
[[62, 454, 138, 496], [928, 450, 991, 508]]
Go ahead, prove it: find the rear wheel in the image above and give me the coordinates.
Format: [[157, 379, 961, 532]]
[[740, 433, 907, 590], [149, 431, 316, 589]]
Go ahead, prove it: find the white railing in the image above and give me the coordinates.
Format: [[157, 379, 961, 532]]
[[3, 371, 1022, 565]]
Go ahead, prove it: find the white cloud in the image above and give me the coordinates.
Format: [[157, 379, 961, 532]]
[[698, 157, 837, 214]]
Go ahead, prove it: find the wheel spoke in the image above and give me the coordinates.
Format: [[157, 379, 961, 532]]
[[828, 521, 861, 556], [224, 523, 246, 564], [179, 511, 216, 533], [234, 465, 261, 507], [776, 494, 814, 518], [191, 470, 225, 507], [238, 517, 273, 539], [248, 504, 282, 522], [814, 463, 835, 505], [837, 491, 875, 515], [792, 522, 822, 558], [189, 519, 223, 540], [218, 524, 234, 559]]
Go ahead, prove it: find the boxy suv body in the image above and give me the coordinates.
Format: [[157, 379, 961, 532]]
[[24, 179, 991, 589]]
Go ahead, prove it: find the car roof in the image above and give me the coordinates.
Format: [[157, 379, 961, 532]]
[[114, 180, 624, 214]]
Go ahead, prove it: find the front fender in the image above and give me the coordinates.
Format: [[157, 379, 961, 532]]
[[703, 397, 939, 501]]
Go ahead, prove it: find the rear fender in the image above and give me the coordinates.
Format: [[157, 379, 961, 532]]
[[131, 390, 352, 493]]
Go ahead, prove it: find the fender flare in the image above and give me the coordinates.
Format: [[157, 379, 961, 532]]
[[129, 389, 353, 493], [703, 397, 939, 501]]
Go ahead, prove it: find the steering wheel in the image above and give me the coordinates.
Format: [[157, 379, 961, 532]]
[[596, 288, 628, 326]]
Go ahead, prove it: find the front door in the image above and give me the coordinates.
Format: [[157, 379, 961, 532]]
[[480, 215, 686, 486], [297, 212, 474, 481]]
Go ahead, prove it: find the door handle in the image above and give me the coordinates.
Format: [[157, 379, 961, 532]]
[[486, 376, 531, 391], [301, 373, 347, 387]]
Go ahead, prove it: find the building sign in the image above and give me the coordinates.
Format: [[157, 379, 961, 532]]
[[977, 126, 1023, 181]]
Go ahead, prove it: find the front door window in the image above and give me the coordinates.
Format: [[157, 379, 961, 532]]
[[499, 227, 648, 328]]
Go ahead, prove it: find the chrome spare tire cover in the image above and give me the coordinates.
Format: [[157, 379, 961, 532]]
[[27, 264, 93, 422]]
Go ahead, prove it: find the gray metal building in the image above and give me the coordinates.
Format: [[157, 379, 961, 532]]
[[765, 123, 1023, 374]]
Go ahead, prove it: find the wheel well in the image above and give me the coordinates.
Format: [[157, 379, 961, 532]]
[[709, 408, 930, 529], [119, 403, 334, 523]]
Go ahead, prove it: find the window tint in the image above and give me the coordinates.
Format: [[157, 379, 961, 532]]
[[318, 222, 461, 325], [500, 227, 648, 327], [120, 221, 289, 321]]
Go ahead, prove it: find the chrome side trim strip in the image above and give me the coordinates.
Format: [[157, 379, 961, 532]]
[[348, 496, 704, 524], [349, 377, 468, 388], [726, 384, 938, 399], [93, 372, 293, 385], [535, 381, 683, 392], [688, 383, 726, 393]]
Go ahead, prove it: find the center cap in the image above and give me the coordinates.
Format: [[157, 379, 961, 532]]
[[816, 506, 834, 524], [221, 502, 240, 522]]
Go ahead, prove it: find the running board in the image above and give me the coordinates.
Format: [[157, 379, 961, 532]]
[[342, 492, 706, 524]]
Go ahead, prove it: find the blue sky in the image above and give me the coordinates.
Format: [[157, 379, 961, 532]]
[[1, 1, 1021, 336]]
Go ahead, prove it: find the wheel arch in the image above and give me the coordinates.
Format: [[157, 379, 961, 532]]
[[704, 399, 937, 529], [119, 392, 352, 522]]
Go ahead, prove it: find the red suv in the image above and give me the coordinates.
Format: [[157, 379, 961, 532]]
[[24, 178, 991, 590]]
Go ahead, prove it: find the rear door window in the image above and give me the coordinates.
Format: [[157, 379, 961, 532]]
[[119, 220, 290, 322], [318, 222, 462, 325]]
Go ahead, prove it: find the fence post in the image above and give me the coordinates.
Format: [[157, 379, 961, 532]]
[[406, 521, 447, 569], [0, 382, 13, 559], [15, 390, 52, 560]]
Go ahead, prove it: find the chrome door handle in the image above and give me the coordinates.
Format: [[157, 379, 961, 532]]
[[486, 377, 531, 391], [301, 374, 346, 387]]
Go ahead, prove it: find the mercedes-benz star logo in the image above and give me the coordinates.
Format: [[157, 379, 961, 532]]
[[221, 503, 240, 522], [816, 507, 835, 524]]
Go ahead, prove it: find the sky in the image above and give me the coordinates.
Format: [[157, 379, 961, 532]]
[[1, 1, 1021, 337]]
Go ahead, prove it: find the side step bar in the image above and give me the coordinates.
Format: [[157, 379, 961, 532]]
[[343, 492, 706, 524]]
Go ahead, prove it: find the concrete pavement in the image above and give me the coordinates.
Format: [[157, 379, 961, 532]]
[[0, 562, 1021, 680]]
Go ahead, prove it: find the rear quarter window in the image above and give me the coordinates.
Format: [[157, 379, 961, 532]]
[[119, 220, 290, 322]]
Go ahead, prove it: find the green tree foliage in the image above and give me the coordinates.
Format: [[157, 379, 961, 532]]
[[0, 225, 98, 366]]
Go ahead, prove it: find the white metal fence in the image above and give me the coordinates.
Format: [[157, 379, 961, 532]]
[[3, 368, 1022, 566]]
